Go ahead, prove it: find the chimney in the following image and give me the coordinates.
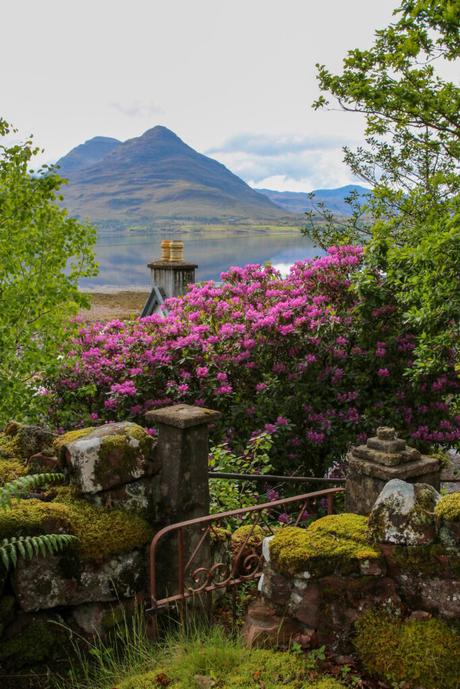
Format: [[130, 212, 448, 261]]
[[147, 240, 197, 299]]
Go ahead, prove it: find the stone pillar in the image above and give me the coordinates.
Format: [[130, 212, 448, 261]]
[[345, 427, 440, 515], [147, 240, 197, 299], [145, 404, 221, 600], [145, 404, 221, 523]]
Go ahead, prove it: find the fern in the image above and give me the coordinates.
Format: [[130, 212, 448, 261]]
[[0, 472, 66, 509], [0, 472, 76, 569], [0, 533, 75, 569]]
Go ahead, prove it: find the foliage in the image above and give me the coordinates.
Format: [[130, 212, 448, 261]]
[[355, 609, 460, 689], [48, 248, 459, 475], [0, 471, 64, 509], [305, 0, 460, 376], [209, 431, 275, 514], [0, 118, 98, 425], [0, 472, 74, 569]]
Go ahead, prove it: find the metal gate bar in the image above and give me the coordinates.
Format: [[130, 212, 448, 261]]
[[148, 486, 344, 613]]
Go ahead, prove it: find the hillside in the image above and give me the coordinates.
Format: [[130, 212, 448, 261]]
[[257, 184, 370, 215], [57, 127, 291, 225]]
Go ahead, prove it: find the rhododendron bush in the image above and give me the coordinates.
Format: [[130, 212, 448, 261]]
[[48, 247, 459, 475]]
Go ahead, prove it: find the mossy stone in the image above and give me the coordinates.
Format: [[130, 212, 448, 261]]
[[270, 514, 380, 577], [0, 495, 151, 561], [355, 609, 460, 689], [60, 422, 154, 494]]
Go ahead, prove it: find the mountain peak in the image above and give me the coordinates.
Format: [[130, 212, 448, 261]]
[[140, 125, 182, 142]]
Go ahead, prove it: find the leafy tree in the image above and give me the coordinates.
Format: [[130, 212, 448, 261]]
[[0, 119, 98, 424], [305, 0, 460, 376]]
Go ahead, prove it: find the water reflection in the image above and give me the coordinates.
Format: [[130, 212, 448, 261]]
[[81, 228, 320, 289]]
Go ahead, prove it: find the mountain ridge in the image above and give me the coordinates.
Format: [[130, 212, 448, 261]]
[[57, 126, 289, 225]]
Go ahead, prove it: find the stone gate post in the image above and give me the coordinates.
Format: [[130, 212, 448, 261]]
[[345, 427, 441, 515]]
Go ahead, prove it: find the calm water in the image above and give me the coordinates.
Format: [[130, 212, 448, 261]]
[[82, 228, 319, 289]]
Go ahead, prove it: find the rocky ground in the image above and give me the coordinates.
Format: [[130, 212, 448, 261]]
[[79, 291, 149, 322]]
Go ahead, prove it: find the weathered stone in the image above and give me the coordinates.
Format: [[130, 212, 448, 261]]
[[397, 574, 460, 619], [70, 598, 137, 635], [243, 598, 301, 648], [260, 564, 293, 606], [88, 476, 161, 518], [146, 404, 221, 430], [61, 422, 156, 494], [289, 581, 321, 627], [345, 428, 440, 515], [368, 480, 439, 545], [14, 549, 146, 611]]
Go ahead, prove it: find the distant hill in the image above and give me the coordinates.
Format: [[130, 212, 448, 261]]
[[57, 136, 121, 176], [57, 127, 290, 225], [256, 185, 371, 216]]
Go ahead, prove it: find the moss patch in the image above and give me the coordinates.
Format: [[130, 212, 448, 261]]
[[232, 524, 265, 548], [355, 610, 460, 689], [436, 492, 460, 522], [270, 514, 380, 577], [0, 458, 27, 485], [116, 640, 346, 689], [0, 495, 151, 561], [0, 432, 19, 460]]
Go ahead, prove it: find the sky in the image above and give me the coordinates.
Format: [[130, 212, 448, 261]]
[[2, 0, 401, 191]]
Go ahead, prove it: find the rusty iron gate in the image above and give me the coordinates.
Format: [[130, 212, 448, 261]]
[[147, 486, 344, 616]]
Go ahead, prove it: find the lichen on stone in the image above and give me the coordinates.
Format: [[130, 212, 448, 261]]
[[355, 609, 460, 689], [269, 514, 380, 577], [435, 492, 460, 522]]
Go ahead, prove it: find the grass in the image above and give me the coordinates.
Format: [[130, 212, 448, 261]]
[[57, 608, 346, 689]]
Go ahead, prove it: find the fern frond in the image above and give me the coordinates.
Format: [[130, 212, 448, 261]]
[[0, 533, 75, 570], [0, 472, 65, 510]]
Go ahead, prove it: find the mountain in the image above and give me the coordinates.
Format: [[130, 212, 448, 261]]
[[56, 136, 121, 176], [57, 127, 290, 225], [256, 185, 370, 216]]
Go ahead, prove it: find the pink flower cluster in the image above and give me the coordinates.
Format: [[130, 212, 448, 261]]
[[48, 246, 459, 474]]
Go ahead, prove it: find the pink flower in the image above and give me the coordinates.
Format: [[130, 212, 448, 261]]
[[377, 368, 390, 378], [196, 367, 209, 378]]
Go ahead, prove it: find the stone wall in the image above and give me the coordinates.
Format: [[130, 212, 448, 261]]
[[245, 479, 460, 654], [0, 404, 219, 674]]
